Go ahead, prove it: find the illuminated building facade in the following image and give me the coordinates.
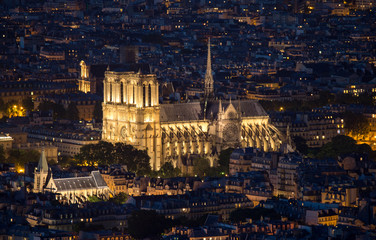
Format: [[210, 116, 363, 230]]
[[34, 150, 110, 203], [102, 43, 284, 170]]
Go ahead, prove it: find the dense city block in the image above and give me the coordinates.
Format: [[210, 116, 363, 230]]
[[1, 0, 376, 239]]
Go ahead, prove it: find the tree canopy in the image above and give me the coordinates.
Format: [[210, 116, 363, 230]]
[[217, 148, 234, 174], [1, 149, 40, 168], [314, 135, 374, 159], [157, 161, 181, 178], [38, 101, 66, 120], [292, 136, 309, 155], [0, 146, 5, 162], [75, 141, 151, 175], [344, 111, 370, 136], [193, 156, 211, 177], [110, 192, 129, 205]]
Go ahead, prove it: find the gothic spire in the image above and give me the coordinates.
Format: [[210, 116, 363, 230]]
[[204, 38, 214, 97], [36, 149, 48, 173]]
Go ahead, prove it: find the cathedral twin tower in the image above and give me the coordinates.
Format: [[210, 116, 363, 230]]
[[102, 39, 283, 171]]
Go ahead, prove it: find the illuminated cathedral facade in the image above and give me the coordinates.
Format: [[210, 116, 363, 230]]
[[101, 41, 285, 170]]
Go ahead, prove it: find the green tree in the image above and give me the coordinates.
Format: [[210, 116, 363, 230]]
[[6, 149, 40, 168], [193, 157, 211, 177], [344, 111, 370, 136], [75, 142, 151, 175], [315, 135, 364, 159], [110, 192, 128, 204], [87, 195, 102, 202], [75, 141, 113, 166], [113, 142, 135, 165], [132, 149, 151, 175], [158, 161, 181, 178], [127, 210, 169, 239], [58, 156, 77, 168], [217, 148, 234, 174], [331, 135, 358, 154]]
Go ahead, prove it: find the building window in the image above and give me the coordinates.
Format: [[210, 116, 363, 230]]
[[148, 84, 152, 106], [120, 82, 124, 103], [110, 84, 113, 102], [143, 85, 146, 107]]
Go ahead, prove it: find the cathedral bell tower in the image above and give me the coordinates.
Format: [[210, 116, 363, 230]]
[[102, 65, 161, 170], [78, 60, 91, 93], [34, 149, 49, 193]]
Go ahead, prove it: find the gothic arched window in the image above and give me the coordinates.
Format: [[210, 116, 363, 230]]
[[110, 83, 112, 102], [148, 84, 152, 106], [143, 85, 146, 107], [120, 82, 124, 103]]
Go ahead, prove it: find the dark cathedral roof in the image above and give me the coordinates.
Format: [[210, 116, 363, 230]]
[[159, 100, 268, 123], [89, 63, 152, 78], [110, 63, 152, 74]]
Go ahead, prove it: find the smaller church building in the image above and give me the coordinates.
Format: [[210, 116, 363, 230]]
[[34, 150, 111, 204]]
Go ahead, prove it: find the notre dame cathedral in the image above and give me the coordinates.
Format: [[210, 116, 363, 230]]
[[83, 40, 285, 171]]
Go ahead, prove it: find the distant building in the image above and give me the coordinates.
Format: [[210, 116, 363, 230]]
[[0, 133, 13, 150], [100, 166, 135, 195], [26, 125, 100, 157], [33, 150, 110, 204], [271, 112, 344, 148], [306, 209, 339, 226]]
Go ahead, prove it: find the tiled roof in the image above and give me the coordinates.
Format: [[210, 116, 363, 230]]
[[160, 100, 267, 123], [53, 171, 108, 191]]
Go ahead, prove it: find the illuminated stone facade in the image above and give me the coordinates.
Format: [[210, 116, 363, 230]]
[[102, 44, 284, 170], [102, 70, 284, 170], [34, 150, 110, 204], [78, 60, 91, 93]]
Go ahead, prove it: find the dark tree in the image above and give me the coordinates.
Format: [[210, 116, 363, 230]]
[[22, 97, 34, 112], [110, 192, 128, 204], [193, 157, 211, 177], [127, 210, 169, 239], [66, 102, 79, 121], [39, 101, 66, 120], [315, 135, 367, 159], [217, 148, 234, 174], [344, 111, 370, 136], [292, 136, 309, 155], [132, 149, 151, 175], [6, 149, 40, 168], [0, 146, 5, 162], [158, 161, 181, 178], [58, 156, 76, 168], [76, 141, 113, 166], [75, 141, 151, 175]]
